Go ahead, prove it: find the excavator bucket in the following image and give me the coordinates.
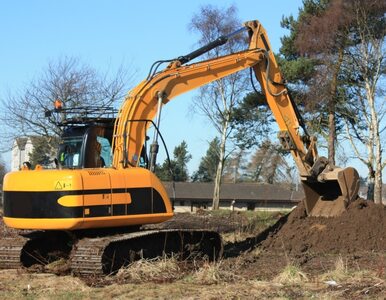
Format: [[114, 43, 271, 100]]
[[301, 167, 360, 217]]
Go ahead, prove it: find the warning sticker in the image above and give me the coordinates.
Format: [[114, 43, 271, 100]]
[[55, 181, 63, 190], [54, 181, 72, 190]]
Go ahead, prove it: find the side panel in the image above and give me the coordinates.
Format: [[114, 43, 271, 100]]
[[3, 169, 84, 229], [81, 169, 112, 218], [78, 168, 173, 228], [3, 168, 173, 230], [110, 171, 130, 216], [123, 168, 173, 215]]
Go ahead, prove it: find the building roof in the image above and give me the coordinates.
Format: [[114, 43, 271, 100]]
[[162, 182, 304, 203]]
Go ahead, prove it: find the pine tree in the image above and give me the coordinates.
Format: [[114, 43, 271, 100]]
[[155, 141, 192, 182], [192, 138, 220, 182]]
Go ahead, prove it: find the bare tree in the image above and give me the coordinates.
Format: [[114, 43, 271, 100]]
[[0, 158, 6, 181], [222, 149, 247, 183], [343, 1, 386, 203], [189, 5, 249, 209], [0, 158, 5, 207], [245, 141, 295, 186], [0, 56, 135, 152]]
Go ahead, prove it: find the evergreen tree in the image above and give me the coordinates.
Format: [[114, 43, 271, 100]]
[[231, 92, 273, 149], [192, 138, 220, 182], [279, 0, 386, 166], [156, 141, 192, 182], [172, 141, 192, 181], [243, 140, 294, 185]]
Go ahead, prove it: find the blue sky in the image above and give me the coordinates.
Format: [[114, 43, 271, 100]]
[[0, 0, 306, 174]]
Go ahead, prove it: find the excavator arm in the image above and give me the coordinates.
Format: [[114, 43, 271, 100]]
[[112, 38, 266, 170], [112, 20, 359, 217], [245, 21, 360, 217]]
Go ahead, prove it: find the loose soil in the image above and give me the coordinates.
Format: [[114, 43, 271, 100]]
[[0, 199, 385, 299], [262, 198, 386, 255], [218, 198, 386, 285]]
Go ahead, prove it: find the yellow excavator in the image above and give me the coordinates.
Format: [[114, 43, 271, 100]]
[[1, 20, 359, 275]]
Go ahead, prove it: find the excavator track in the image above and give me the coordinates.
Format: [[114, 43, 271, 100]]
[[0, 236, 29, 270], [71, 237, 109, 276], [71, 229, 223, 276], [0, 229, 222, 276], [0, 231, 74, 271]]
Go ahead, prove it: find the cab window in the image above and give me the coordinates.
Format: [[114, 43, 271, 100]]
[[58, 138, 83, 168], [97, 136, 112, 167]]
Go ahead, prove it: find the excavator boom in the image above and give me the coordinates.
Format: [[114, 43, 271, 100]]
[[111, 20, 359, 217]]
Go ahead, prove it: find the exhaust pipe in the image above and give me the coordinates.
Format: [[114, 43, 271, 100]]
[[302, 167, 360, 217]]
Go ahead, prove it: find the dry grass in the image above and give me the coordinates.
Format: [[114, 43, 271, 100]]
[[320, 255, 350, 282], [114, 256, 182, 283], [1, 259, 385, 299], [319, 255, 385, 287], [0, 270, 91, 299], [44, 258, 71, 274], [2, 277, 383, 300], [113, 256, 241, 286], [274, 263, 309, 285], [187, 260, 241, 284]]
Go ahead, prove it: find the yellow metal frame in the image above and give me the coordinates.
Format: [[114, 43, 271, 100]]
[[112, 20, 313, 177]]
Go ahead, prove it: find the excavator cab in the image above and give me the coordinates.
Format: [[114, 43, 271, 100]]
[[44, 102, 118, 170], [57, 119, 114, 169]]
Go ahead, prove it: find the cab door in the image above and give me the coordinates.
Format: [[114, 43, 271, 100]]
[[110, 170, 131, 216], [81, 169, 112, 218]]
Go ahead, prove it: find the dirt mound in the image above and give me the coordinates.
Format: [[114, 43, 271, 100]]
[[262, 199, 386, 255]]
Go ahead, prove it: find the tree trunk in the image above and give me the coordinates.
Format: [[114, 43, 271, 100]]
[[368, 81, 383, 204], [328, 49, 344, 166], [374, 167, 382, 204], [366, 134, 375, 202], [374, 125, 383, 204], [212, 120, 228, 210], [366, 165, 375, 201], [327, 109, 336, 166]]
